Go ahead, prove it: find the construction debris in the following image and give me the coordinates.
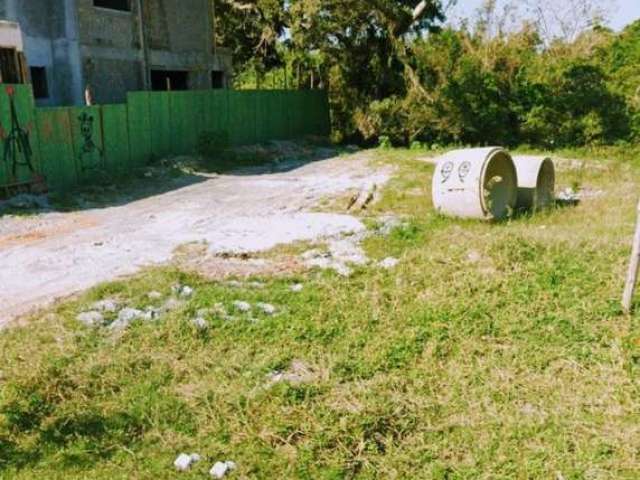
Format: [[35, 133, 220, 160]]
[[174, 453, 201, 472], [76, 310, 105, 327], [210, 460, 236, 479]]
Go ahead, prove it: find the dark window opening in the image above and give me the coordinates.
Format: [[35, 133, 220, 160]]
[[211, 70, 225, 89], [30, 66, 49, 99], [150, 70, 189, 91], [93, 0, 130, 11], [0, 48, 21, 84]]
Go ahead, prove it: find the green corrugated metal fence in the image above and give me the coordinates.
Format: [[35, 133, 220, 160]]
[[0, 86, 330, 194]]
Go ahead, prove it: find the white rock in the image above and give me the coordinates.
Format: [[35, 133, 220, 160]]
[[108, 308, 144, 331], [91, 299, 119, 313], [174, 452, 201, 471], [210, 461, 236, 478], [76, 311, 104, 327], [180, 286, 194, 298], [192, 317, 208, 330], [256, 303, 276, 315], [118, 308, 144, 322], [174, 453, 191, 471], [143, 307, 161, 321], [172, 284, 194, 298], [148, 291, 163, 300], [233, 301, 251, 313], [290, 283, 304, 293], [378, 257, 399, 269]]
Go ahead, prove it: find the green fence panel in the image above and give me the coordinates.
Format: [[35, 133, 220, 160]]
[[149, 92, 171, 160], [170, 92, 203, 155], [228, 90, 257, 145], [36, 108, 77, 190], [318, 90, 331, 136], [255, 90, 270, 143], [276, 90, 291, 139], [0, 85, 41, 185], [191, 91, 207, 152], [68, 106, 105, 184], [210, 89, 230, 137], [101, 104, 130, 175], [2, 85, 331, 194], [127, 92, 152, 167], [285, 91, 301, 139], [302, 90, 316, 136]]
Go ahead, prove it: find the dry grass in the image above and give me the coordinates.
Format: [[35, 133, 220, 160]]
[[1, 146, 640, 479]]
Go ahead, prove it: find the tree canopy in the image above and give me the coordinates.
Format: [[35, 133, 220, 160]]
[[215, 0, 640, 147]]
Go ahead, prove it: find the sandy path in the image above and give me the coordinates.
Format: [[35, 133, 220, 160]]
[[0, 152, 390, 324]]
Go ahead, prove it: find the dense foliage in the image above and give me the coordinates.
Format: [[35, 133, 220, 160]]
[[215, 0, 640, 147]]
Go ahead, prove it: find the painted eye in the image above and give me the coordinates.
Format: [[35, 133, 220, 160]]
[[458, 161, 471, 181], [441, 161, 454, 183]]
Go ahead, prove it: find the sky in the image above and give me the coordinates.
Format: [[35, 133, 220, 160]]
[[446, 0, 640, 32]]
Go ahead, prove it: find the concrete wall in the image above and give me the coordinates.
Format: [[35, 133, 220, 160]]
[[76, 0, 143, 104], [0, 0, 84, 106], [0, 0, 231, 106]]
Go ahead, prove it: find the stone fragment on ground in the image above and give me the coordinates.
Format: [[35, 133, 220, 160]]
[[77, 310, 105, 327], [192, 316, 208, 330], [108, 307, 150, 331], [290, 283, 304, 292], [91, 299, 120, 313], [174, 453, 201, 472], [232, 301, 251, 313], [302, 232, 368, 277], [210, 460, 236, 478], [256, 302, 276, 315], [266, 360, 317, 386], [172, 284, 194, 298], [378, 257, 399, 269]]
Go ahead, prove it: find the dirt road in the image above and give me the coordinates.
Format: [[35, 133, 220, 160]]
[[0, 151, 390, 324]]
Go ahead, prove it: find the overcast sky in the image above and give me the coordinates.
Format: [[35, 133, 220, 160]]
[[446, 0, 640, 32]]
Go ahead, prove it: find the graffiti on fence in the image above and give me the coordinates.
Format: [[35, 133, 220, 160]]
[[2, 86, 35, 179], [77, 112, 103, 172]]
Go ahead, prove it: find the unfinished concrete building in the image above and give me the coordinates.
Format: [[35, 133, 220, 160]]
[[0, 0, 232, 106]]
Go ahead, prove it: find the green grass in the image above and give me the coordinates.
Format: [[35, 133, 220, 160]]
[[2, 146, 640, 479]]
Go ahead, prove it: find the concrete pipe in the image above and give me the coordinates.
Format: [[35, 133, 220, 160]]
[[432, 147, 518, 220], [512, 156, 555, 211]]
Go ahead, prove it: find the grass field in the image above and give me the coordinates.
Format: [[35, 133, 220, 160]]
[[2, 146, 640, 479]]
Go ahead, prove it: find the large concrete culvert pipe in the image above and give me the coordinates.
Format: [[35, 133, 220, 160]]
[[512, 156, 556, 211], [432, 147, 518, 220]]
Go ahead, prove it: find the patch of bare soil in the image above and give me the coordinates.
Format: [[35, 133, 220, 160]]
[[0, 144, 392, 324]]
